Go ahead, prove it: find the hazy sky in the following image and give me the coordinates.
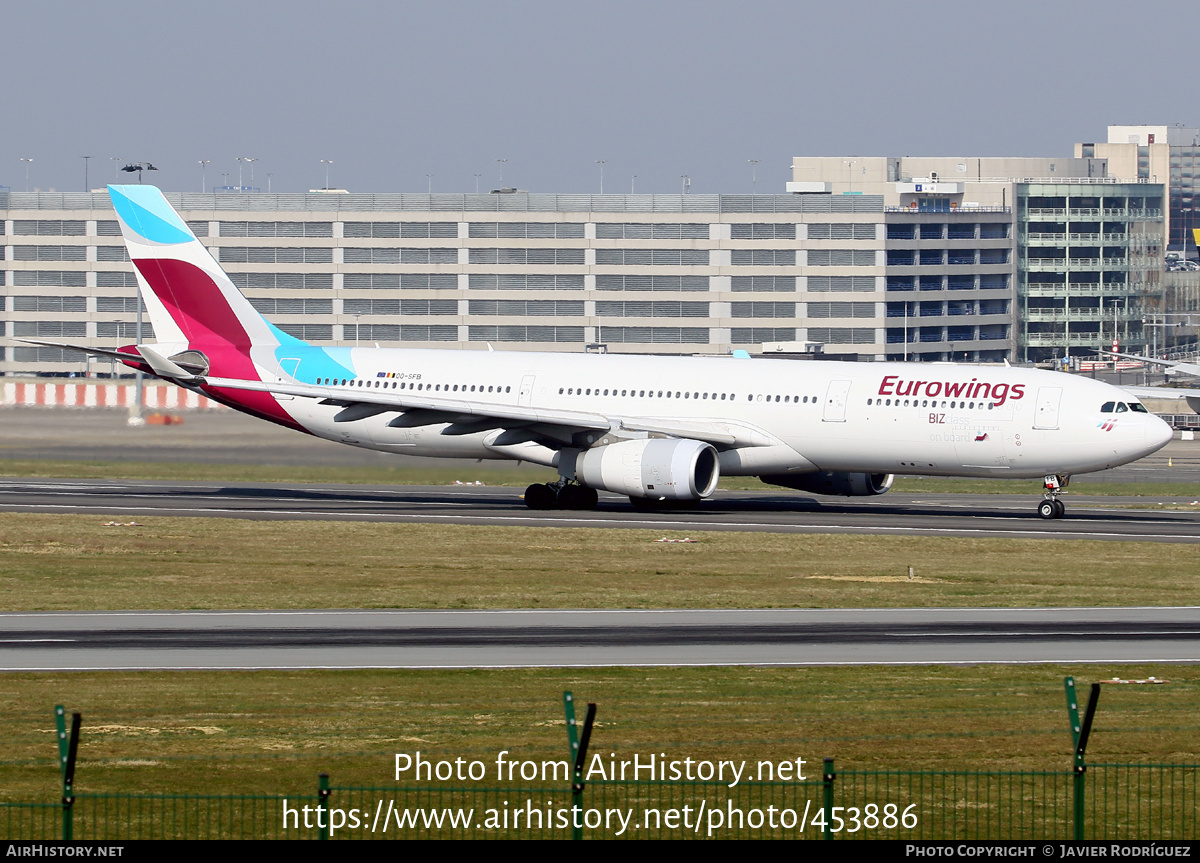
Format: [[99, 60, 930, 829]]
[[2, 0, 1193, 196]]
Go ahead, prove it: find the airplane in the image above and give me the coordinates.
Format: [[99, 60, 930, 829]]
[[20, 185, 1176, 520]]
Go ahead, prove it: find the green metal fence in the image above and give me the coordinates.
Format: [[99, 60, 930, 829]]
[[5, 684, 1197, 841], [72, 792, 305, 841], [0, 802, 61, 841], [1087, 763, 1200, 840], [5, 765, 1199, 840]]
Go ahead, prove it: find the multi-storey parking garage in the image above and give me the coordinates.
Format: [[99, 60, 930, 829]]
[[0, 190, 1015, 376]]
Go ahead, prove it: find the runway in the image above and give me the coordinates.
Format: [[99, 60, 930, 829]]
[[1, 607, 1197, 669], [1, 476, 1199, 542]]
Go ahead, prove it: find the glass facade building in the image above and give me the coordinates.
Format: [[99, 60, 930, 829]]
[[1017, 182, 1164, 362]]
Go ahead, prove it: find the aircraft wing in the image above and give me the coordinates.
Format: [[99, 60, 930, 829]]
[[1120, 384, 1200, 414], [1103, 350, 1200, 378], [202, 376, 766, 448]]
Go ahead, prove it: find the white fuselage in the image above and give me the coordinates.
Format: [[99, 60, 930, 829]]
[[266, 348, 1174, 481]]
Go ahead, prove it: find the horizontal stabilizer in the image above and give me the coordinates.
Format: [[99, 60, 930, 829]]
[[15, 338, 142, 365]]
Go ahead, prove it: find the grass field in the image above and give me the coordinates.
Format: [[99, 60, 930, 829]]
[[1, 457, 1197, 497], [3, 665, 1196, 801], [1, 514, 1199, 611]]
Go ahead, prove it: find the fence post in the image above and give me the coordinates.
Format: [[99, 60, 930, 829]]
[[54, 706, 80, 842], [318, 773, 330, 841], [1064, 677, 1101, 841], [564, 692, 581, 840], [563, 691, 597, 841], [822, 757, 835, 840]]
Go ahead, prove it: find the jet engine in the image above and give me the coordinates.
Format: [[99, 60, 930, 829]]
[[576, 439, 720, 500], [760, 471, 894, 497]]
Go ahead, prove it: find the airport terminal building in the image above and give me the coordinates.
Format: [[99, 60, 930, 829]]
[[0, 189, 1017, 377]]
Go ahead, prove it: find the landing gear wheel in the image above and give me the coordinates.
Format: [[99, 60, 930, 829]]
[[1038, 500, 1057, 520], [1053, 499, 1066, 519], [558, 485, 599, 511], [524, 483, 558, 510]]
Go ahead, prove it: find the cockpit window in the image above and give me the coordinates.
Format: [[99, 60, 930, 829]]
[[1100, 402, 1115, 413], [1116, 402, 1129, 413], [1128, 402, 1149, 413]]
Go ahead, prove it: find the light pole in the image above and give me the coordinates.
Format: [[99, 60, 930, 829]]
[[844, 159, 857, 193], [19, 158, 32, 192], [237, 156, 256, 189], [81, 156, 92, 192], [631, 175, 637, 194], [131, 281, 144, 425], [681, 175, 690, 195], [111, 157, 122, 182], [426, 174, 433, 194], [352, 313, 362, 345], [595, 160, 606, 194], [473, 173, 482, 194], [198, 160, 211, 193], [748, 159, 760, 194], [266, 173, 273, 193], [496, 158, 508, 186], [320, 159, 334, 190]]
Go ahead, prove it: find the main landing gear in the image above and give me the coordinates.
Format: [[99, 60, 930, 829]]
[[1038, 474, 1069, 519], [524, 481, 599, 511]]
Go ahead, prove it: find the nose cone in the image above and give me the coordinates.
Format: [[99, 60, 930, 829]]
[[1146, 415, 1174, 453]]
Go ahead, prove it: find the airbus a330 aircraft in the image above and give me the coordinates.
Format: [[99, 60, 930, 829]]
[[25, 186, 1176, 519]]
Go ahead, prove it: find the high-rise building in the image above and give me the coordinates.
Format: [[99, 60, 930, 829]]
[[1076, 125, 1200, 255], [790, 157, 1164, 362]]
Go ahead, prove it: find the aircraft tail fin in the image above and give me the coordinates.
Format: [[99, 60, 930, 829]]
[[107, 185, 303, 364]]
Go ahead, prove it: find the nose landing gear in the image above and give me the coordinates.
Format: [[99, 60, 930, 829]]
[[1038, 474, 1069, 519]]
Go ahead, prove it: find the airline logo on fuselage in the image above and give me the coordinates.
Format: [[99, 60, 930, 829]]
[[878, 375, 1026, 407]]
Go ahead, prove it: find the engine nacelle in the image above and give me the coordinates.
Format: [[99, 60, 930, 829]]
[[761, 471, 894, 497], [576, 438, 720, 500]]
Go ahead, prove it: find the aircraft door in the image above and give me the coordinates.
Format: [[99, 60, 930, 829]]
[[822, 379, 852, 422], [274, 358, 301, 400], [518, 374, 536, 407], [1033, 386, 1062, 430]]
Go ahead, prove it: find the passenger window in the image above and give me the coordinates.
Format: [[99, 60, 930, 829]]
[[1100, 402, 1115, 413], [1116, 402, 1128, 413]]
